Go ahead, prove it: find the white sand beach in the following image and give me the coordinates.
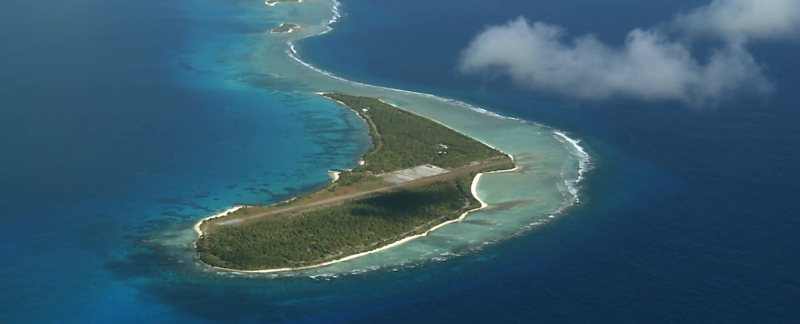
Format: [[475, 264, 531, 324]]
[[191, 93, 522, 274], [265, 0, 303, 7], [193, 206, 248, 237], [194, 162, 519, 274], [328, 170, 341, 181]]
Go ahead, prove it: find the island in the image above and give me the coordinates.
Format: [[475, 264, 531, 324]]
[[265, 0, 301, 6], [271, 23, 300, 34], [194, 93, 517, 272]]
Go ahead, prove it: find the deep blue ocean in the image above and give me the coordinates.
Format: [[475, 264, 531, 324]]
[[2, 0, 799, 323]]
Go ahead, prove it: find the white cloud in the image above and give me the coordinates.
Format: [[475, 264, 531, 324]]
[[675, 0, 800, 40], [459, 18, 772, 105]]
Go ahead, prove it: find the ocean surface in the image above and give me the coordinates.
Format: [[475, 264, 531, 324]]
[[1, 0, 799, 323]]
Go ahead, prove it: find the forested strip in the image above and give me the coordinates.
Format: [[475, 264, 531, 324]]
[[324, 93, 507, 173], [195, 94, 517, 271], [197, 175, 479, 270]]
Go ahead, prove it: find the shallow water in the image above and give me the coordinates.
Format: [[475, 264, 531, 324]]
[[165, 0, 584, 276], [1, 0, 581, 320], [8, 0, 796, 323]]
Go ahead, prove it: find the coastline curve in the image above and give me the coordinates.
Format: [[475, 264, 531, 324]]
[[193, 163, 520, 274], [185, 0, 591, 275]]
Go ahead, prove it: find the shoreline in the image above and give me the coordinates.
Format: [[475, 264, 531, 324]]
[[265, 0, 303, 7], [187, 0, 589, 274], [192, 206, 248, 237], [318, 93, 518, 165], [193, 164, 519, 274], [271, 28, 299, 34], [271, 23, 300, 34], [191, 93, 523, 274], [328, 170, 341, 181], [376, 99, 517, 164]]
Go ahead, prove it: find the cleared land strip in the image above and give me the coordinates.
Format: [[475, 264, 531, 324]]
[[380, 164, 449, 184], [208, 159, 511, 229]]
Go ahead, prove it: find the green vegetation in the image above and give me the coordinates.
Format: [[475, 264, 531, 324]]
[[334, 171, 380, 188], [197, 175, 479, 270], [324, 93, 507, 173], [271, 23, 299, 33], [195, 93, 516, 271]]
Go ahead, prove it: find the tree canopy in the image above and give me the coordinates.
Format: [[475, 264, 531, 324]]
[[197, 175, 479, 270], [325, 93, 507, 173]]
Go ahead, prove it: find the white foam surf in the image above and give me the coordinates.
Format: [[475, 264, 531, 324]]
[[291, 0, 592, 220], [200, 0, 595, 275], [552, 131, 592, 204], [284, 0, 523, 122]]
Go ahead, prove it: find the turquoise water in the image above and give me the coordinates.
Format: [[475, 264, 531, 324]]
[[1, 0, 575, 321], [297, 1, 800, 322], [5, 0, 800, 322], [158, 0, 585, 276], [2, 0, 579, 316]]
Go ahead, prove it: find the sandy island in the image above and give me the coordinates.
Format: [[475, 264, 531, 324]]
[[191, 93, 520, 274], [193, 206, 247, 237], [193, 163, 517, 274], [271, 23, 300, 34]]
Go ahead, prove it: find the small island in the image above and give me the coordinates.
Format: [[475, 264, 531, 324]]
[[271, 23, 300, 34], [265, 0, 301, 6], [194, 93, 517, 272]]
